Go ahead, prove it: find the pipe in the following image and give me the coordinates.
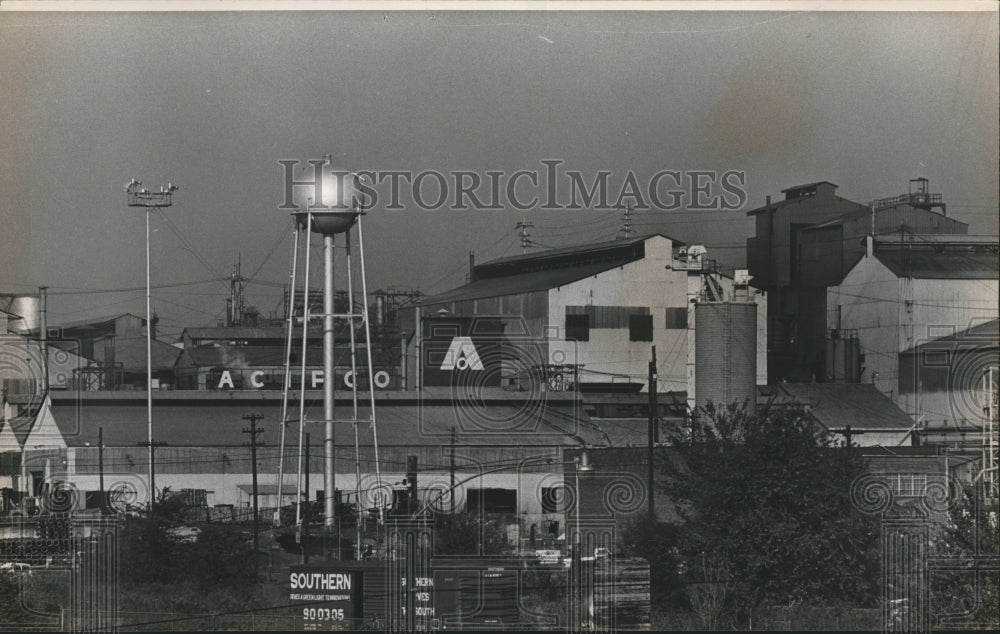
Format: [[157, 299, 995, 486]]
[[323, 233, 336, 529], [276, 221, 300, 525], [39, 286, 48, 395], [295, 212, 313, 527]]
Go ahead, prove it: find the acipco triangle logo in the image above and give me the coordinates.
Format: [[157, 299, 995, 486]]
[[440, 336, 484, 371]]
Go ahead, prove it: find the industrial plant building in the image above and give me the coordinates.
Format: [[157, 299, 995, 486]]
[[407, 233, 768, 411], [828, 234, 998, 415], [745, 178, 971, 383], [2, 186, 997, 544]]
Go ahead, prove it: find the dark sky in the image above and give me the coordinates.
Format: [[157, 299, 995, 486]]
[[1, 7, 997, 337]]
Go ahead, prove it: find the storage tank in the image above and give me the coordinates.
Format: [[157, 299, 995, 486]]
[[2, 294, 40, 334], [695, 302, 757, 413]]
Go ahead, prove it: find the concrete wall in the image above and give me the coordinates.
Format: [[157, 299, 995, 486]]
[[547, 236, 689, 391]]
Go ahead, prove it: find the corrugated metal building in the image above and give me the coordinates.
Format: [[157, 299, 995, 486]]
[[745, 179, 969, 383], [406, 234, 767, 404], [898, 318, 999, 447], [828, 235, 999, 418], [4, 390, 610, 538]]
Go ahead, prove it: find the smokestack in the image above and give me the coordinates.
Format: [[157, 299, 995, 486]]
[[150, 312, 159, 341], [39, 286, 49, 395]]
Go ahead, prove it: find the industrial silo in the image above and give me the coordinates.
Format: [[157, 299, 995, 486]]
[[695, 302, 757, 413], [2, 294, 40, 334]]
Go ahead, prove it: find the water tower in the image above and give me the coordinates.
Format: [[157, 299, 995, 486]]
[[275, 157, 385, 546]]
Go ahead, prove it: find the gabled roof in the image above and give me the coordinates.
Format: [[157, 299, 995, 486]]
[[422, 261, 635, 306], [477, 233, 678, 271], [54, 313, 145, 331], [745, 193, 867, 216], [106, 336, 182, 372], [780, 180, 838, 193], [874, 250, 999, 280], [764, 383, 914, 430], [423, 234, 676, 306]]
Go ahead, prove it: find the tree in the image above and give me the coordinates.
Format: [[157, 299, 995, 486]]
[[930, 483, 999, 628], [617, 515, 686, 607], [656, 401, 880, 627], [432, 514, 509, 556], [185, 524, 260, 591], [118, 495, 261, 589]]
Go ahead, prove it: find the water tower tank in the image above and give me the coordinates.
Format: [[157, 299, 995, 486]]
[[3, 295, 41, 334], [695, 302, 757, 413], [290, 163, 363, 235]]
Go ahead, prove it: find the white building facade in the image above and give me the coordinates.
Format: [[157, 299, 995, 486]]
[[828, 235, 999, 418]]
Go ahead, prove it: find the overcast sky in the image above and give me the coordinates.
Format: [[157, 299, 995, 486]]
[[1, 5, 997, 337]]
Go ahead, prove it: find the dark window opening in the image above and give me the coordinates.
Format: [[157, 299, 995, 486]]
[[629, 314, 654, 341], [467, 488, 517, 515], [31, 472, 45, 497], [665, 307, 688, 329], [540, 487, 561, 514], [565, 313, 590, 341]]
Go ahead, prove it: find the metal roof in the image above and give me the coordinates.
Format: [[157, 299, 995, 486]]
[[780, 181, 838, 193], [421, 260, 633, 306], [872, 234, 996, 246], [53, 313, 145, 331], [48, 398, 602, 447], [764, 383, 914, 430], [900, 319, 998, 355], [745, 193, 867, 216], [423, 234, 685, 306], [802, 209, 968, 231], [104, 336, 182, 371], [874, 250, 999, 279], [477, 233, 677, 269]]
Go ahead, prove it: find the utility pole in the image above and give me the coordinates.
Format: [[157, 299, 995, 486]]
[[303, 433, 310, 564], [136, 440, 168, 508], [647, 345, 657, 521], [832, 425, 865, 448], [516, 218, 534, 254], [98, 427, 106, 514], [450, 428, 456, 514], [617, 203, 634, 240], [242, 412, 265, 552], [407, 455, 418, 516]]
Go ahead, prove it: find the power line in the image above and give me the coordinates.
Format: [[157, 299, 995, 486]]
[[37, 278, 228, 296]]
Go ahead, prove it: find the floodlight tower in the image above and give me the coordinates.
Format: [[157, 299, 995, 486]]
[[283, 158, 384, 540], [125, 178, 177, 509]]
